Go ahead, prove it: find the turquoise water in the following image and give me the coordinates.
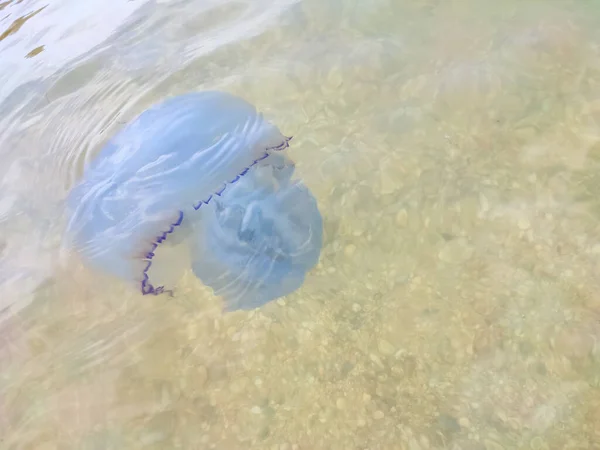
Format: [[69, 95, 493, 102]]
[[2, 0, 600, 448]]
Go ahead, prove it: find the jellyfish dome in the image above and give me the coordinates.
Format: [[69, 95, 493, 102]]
[[191, 151, 322, 311], [65, 91, 323, 310]]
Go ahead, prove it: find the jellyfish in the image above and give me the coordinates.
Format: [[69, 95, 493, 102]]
[[65, 90, 323, 310]]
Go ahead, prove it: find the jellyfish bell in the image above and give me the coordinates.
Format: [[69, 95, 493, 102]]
[[64, 90, 322, 309], [190, 158, 323, 311]]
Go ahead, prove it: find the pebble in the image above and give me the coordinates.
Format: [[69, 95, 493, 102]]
[[251, 406, 262, 415], [378, 339, 395, 356], [438, 413, 461, 433], [345, 244, 357, 257], [352, 303, 362, 312], [370, 353, 385, 369], [517, 217, 531, 230], [438, 238, 474, 264], [554, 327, 593, 359], [380, 170, 400, 194], [531, 404, 557, 431], [530, 436, 549, 450], [187, 322, 198, 340], [229, 378, 248, 394], [140, 431, 168, 446], [326, 67, 344, 89], [479, 192, 490, 212], [396, 209, 408, 227], [373, 410, 385, 420], [197, 365, 208, 386], [484, 439, 505, 450], [458, 417, 470, 428], [399, 354, 417, 377], [407, 437, 423, 450], [35, 444, 58, 450], [336, 398, 346, 409]]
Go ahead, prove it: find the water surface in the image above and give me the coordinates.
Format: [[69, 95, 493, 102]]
[[2, 0, 600, 448]]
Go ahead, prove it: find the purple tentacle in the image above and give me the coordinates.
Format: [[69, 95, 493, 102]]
[[140, 210, 184, 296], [139, 135, 292, 296]]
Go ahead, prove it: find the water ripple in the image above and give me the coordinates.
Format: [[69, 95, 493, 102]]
[[0, 0, 299, 322]]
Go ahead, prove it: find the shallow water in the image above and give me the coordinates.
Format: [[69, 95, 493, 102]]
[[2, 0, 600, 448]]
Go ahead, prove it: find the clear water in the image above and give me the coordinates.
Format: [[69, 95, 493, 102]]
[[2, 0, 600, 448]]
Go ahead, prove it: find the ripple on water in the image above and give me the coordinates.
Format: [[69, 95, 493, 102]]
[[2, 0, 600, 448]]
